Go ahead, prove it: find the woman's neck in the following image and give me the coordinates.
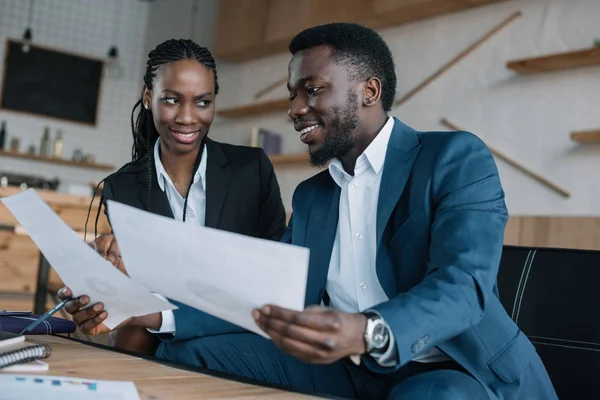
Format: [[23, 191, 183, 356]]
[[159, 142, 200, 195]]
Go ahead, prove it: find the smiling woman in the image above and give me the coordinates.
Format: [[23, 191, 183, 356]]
[[62, 39, 288, 356]]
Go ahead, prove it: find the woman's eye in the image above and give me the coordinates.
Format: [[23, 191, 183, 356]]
[[198, 100, 211, 107], [163, 98, 178, 105]]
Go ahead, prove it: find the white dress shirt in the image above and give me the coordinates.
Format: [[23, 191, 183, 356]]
[[147, 138, 208, 334], [327, 117, 449, 366]]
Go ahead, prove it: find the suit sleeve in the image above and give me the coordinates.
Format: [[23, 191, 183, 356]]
[[367, 132, 508, 372], [158, 300, 248, 342], [256, 148, 287, 241]]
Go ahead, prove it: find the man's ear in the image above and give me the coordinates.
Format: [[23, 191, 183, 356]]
[[142, 85, 152, 110], [362, 77, 382, 107]]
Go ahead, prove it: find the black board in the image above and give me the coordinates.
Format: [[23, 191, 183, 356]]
[[0, 40, 104, 125]]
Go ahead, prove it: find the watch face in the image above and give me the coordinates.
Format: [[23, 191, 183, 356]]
[[371, 321, 388, 348]]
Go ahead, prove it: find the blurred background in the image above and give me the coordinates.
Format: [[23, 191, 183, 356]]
[[0, 0, 599, 312]]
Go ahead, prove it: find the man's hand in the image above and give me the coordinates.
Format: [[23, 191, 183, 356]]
[[57, 286, 130, 336], [253, 305, 367, 364], [90, 233, 127, 275]]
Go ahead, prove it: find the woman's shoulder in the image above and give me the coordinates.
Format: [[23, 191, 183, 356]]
[[208, 139, 268, 167], [104, 158, 147, 188]]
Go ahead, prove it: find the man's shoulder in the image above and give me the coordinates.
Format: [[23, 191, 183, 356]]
[[415, 129, 488, 156], [105, 159, 146, 185]]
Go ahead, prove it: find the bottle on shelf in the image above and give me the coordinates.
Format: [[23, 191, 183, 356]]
[[53, 129, 63, 158], [40, 127, 50, 156], [0, 121, 6, 150]]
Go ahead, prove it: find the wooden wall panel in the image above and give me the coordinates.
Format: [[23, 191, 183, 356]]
[[518, 217, 600, 251], [503, 216, 521, 246], [214, 0, 508, 61], [0, 231, 39, 293], [212, 0, 270, 61]]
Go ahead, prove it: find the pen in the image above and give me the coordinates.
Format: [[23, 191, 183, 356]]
[[19, 297, 72, 335]]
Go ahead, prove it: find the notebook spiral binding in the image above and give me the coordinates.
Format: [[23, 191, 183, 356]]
[[0, 344, 51, 369]]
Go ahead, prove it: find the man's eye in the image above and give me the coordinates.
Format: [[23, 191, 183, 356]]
[[307, 87, 321, 96]]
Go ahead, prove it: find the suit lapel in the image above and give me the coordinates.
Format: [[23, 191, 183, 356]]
[[204, 138, 231, 229], [376, 118, 422, 247], [304, 176, 340, 304], [136, 159, 174, 219]]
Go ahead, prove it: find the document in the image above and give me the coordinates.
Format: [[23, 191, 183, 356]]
[[0, 189, 176, 329], [0, 374, 141, 400], [107, 200, 310, 338]]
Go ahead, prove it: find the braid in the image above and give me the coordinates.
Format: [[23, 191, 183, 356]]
[[86, 40, 217, 240], [125, 39, 218, 220]]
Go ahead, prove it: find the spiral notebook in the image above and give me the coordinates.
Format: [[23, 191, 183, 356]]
[[0, 332, 51, 370]]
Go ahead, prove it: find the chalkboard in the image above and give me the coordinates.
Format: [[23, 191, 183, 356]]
[[0, 40, 104, 125]]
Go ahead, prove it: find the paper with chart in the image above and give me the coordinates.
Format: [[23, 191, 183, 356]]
[[107, 200, 309, 338], [0, 189, 176, 329], [0, 374, 141, 400]]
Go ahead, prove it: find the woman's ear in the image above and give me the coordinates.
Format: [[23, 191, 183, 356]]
[[142, 85, 152, 110]]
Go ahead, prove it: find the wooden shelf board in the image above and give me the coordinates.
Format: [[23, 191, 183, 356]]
[[268, 153, 309, 166], [217, 98, 290, 118], [0, 149, 114, 171], [570, 129, 600, 144], [507, 47, 600, 73]]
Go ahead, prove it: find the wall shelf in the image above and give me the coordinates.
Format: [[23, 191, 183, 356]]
[[0, 150, 114, 171], [570, 129, 600, 144], [268, 153, 309, 166], [217, 98, 289, 118], [506, 47, 600, 73]]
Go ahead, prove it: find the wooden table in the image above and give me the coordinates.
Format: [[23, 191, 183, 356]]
[[1, 335, 323, 399]]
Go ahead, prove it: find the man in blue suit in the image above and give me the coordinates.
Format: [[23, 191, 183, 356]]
[[156, 23, 558, 399]]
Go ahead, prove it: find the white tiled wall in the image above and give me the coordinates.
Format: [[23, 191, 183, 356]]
[[0, 0, 149, 195]]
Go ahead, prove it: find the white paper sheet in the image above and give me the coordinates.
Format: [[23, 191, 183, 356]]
[[107, 200, 309, 338], [0, 374, 140, 400], [0, 189, 176, 329]]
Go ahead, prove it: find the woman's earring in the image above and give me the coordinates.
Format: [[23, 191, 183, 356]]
[[144, 103, 149, 110]]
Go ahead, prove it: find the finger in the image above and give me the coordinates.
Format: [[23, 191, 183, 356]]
[[262, 305, 340, 331], [259, 313, 337, 351], [57, 287, 72, 300], [269, 332, 336, 364], [70, 302, 104, 325], [106, 237, 120, 267], [64, 295, 91, 314], [80, 312, 108, 333], [90, 234, 107, 256]]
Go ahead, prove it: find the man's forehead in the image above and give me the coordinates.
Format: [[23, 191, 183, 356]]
[[288, 45, 336, 83]]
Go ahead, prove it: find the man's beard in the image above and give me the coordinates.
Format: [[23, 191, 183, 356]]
[[309, 91, 359, 168]]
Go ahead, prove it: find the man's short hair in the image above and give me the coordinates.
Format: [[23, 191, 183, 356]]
[[289, 23, 397, 112]]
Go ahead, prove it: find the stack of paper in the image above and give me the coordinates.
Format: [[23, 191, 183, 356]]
[[0, 189, 310, 336]]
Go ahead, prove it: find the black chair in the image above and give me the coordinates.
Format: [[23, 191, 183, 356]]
[[497, 245, 600, 400]]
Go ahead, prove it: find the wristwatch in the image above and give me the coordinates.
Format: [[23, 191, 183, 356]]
[[362, 312, 390, 354]]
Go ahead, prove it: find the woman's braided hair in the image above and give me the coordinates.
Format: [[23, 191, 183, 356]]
[[85, 39, 218, 241]]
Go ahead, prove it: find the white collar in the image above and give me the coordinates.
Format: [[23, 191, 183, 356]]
[[329, 116, 395, 186], [153, 138, 207, 192]]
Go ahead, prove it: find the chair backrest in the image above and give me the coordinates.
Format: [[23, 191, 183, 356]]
[[497, 245, 600, 399]]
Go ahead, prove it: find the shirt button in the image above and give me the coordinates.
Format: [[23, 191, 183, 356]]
[[351, 182, 358, 190], [356, 233, 363, 240], [359, 283, 367, 290]]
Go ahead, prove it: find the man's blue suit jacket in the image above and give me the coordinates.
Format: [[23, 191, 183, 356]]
[[158, 118, 557, 400]]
